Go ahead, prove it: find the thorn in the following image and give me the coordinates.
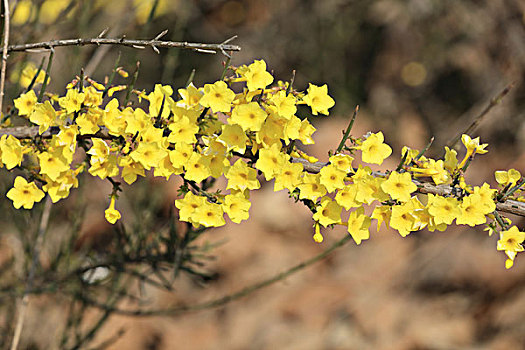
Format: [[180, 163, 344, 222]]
[[98, 27, 109, 38], [195, 48, 216, 54], [154, 29, 169, 41], [152, 45, 160, 54], [221, 35, 238, 45], [221, 48, 231, 58]]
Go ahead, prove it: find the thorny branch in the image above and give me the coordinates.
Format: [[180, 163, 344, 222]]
[[6, 35, 241, 57]]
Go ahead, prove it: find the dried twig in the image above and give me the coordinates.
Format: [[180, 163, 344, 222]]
[[0, 0, 10, 116], [7, 36, 241, 56], [446, 82, 515, 150]]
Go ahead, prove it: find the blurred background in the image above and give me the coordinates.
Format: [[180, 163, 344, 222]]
[[2, 0, 525, 349]]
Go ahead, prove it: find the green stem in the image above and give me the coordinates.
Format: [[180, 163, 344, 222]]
[[335, 105, 359, 153], [37, 50, 54, 102]]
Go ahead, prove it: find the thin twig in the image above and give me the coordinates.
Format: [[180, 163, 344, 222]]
[[10, 197, 52, 350], [0, 0, 10, 116], [446, 82, 515, 150], [67, 235, 353, 316], [7, 37, 241, 56]]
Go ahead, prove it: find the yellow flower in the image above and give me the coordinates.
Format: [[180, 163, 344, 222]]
[[427, 194, 460, 225], [497, 226, 525, 269], [0, 135, 24, 169], [255, 143, 288, 180], [297, 119, 316, 145], [42, 169, 79, 203], [119, 155, 146, 185], [230, 102, 267, 132], [335, 184, 360, 210], [14, 90, 38, 116], [184, 153, 211, 183], [175, 192, 207, 223], [88, 154, 119, 179], [192, 201, 226, 228], [103, 99, 126, 136], [381, 171, 417, 202], [16, 62, 46, 87], [244, 60, 274, 92], [225, 159, 260, 191], [77, 108, 102, 135], [6, 176, 45, 209], [223, 192, 251, 223], [30, 101, 57, 134], [37, 150, 70, 181], [177, 83, 203, 108], [104, 196, 121, 224], [167, 116, 199, 144], [302, 83, 335, 116], [83, 86, 103, 107], [270, 90, 296, 119], [359, 132, 392, 165], [313, 224, 324, 243], [297, 173, 327, 202], [410, 159, 450, 185], [59, 89, 85, 114], [495, 169, 521, 187], [458, 134, 488, 169], [347, 207, 372, 245], [274, 161, 303, 192], [371, 205, 391, 231], [130, 142, 167, 171], [461, 134, 488, 155], [147, 84, 174, 119], [455, 194, 487, 226], [329, 154, 354, 173], [319, 164, 347, 193], [472, 183, 496, 214], [313, 197, 342, 227], [169, 142, 193, 169], [390, 202, 416, 237], [199, 81, 235, 113], [217, 124, 248, 153], [444, 146, 458, 172]]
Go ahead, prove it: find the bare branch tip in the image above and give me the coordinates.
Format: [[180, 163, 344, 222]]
[[221, 35, 238, 45], [154, 29, 169, 41]]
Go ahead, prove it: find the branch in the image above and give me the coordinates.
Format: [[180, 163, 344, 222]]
[[0, 0, 10, 116], [446, 82, 515, 150], [291, 158, 525, 217], [7, 36, 241, 56], [0, 124, 523, 217]]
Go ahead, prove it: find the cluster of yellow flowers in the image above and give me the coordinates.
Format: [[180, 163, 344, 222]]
[[3, 59, 525, 268]]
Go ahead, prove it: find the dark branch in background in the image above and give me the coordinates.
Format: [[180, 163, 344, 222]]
[[0, 0, 10, 115], [7, 35, 241, 57], [68, 235, 353, 317], [446, 82, 515, 150]]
